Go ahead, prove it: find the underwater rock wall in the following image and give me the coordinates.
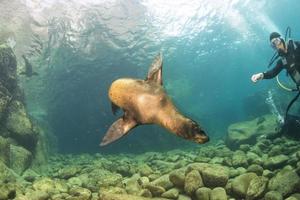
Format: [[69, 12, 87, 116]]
[[0, 44, 47, 175]]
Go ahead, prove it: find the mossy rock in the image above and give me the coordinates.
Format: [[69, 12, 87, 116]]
[[6, 100, 37, 150], [226, 115, 279, 149], [151, 174, 173, 190], [0, 136, 10, 166], [231, 172, 258, 198], [268, 168, 300, 197], [264, 155, 289, 170], [92, 168, 123, 187], [99, 193, 170, 200], [143, 183, 165, 197], [32, 177, 57, 193], [0, 44, 17, 92], [138, 164, 153, 176], [123, 174, 142, 195], [10, 144, 32, 175], [161, 188, 180, 199], [184, 169, 203, 195], [195, 187, 211, 200], [0, 182, 16, 200], [177, 194, 192, 200], [210, 187, 227, 200], [0, 160, 17, 183], [286, 193, 300, 200], [247, 164, 264, 176], [69, 187, 92, 199], [56, 165, 82, 179], [201, 164, 229, 188], [169, 168, 185, 187], [246, 176, 268, 200], [264, 191, 283, 200], [0, 83, 11, 120], [231, 150, 248, 168]]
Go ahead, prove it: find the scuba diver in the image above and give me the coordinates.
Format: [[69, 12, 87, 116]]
[[20, 55, 38, 77], [251, 32, 300, 84], [251, 28, 300, 137]]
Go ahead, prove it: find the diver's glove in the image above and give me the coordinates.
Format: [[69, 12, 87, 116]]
[[251, 73, 264, 83]]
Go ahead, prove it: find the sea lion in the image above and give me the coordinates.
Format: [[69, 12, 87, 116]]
[[20, 55, 38, 77], [100, 53, 209, 146]]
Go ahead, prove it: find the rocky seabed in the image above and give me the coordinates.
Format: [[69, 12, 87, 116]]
[[1, 136, 300, 200]]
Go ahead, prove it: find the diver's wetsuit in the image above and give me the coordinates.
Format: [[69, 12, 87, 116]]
[[263, 41, 300, 81]]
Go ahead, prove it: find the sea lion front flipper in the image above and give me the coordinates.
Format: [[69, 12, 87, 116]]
[[111, 102, 120, 115], [146, 53, 163, 85], [100, 117, 137, 146]]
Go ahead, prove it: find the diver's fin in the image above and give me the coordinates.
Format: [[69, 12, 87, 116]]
[[100, 116, 137, 146], [146, 52, 163, 85], [111, 102, 120, 115]]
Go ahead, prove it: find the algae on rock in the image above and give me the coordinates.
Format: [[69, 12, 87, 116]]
[[0, 44, 47, 176], [226, 114, 279, 149]]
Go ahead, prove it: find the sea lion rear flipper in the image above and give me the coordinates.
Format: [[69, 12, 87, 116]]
[[100, 117, 137, 146], [111, 102, 120, 115], [146, 53, 163, 85]]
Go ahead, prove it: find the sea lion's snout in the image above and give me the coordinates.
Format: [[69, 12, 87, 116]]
[[194, 131, 209, 144], [188, 120, 209, 144]]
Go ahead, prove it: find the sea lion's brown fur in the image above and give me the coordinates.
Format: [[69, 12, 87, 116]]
[[100, 54, 208, 146]]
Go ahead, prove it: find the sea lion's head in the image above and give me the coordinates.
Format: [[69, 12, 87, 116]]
[[182, 119, 209, 144]]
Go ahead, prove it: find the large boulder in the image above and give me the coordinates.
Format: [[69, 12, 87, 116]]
[[0, 44, 47, 175], [226, 115, 279, 149], [201, 164, 229, 188], [6, 100, 37, 150], [245, 176, 268, 200], [231, 172, 258, 198], [0, 44, 17, 92], [268, 168, 300, 197], [0, 161, 17, 183], [169, 168, 185, 188], [184, 169, 203, 195], [264, 155, 289, 170], [0, 83, 11, 120], [10, 144, 33, 175]]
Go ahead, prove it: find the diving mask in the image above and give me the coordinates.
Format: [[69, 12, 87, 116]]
[[270, 37, 282, 49]]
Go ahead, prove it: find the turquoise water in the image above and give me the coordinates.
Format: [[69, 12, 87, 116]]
[[2, 0, 300, 154]]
